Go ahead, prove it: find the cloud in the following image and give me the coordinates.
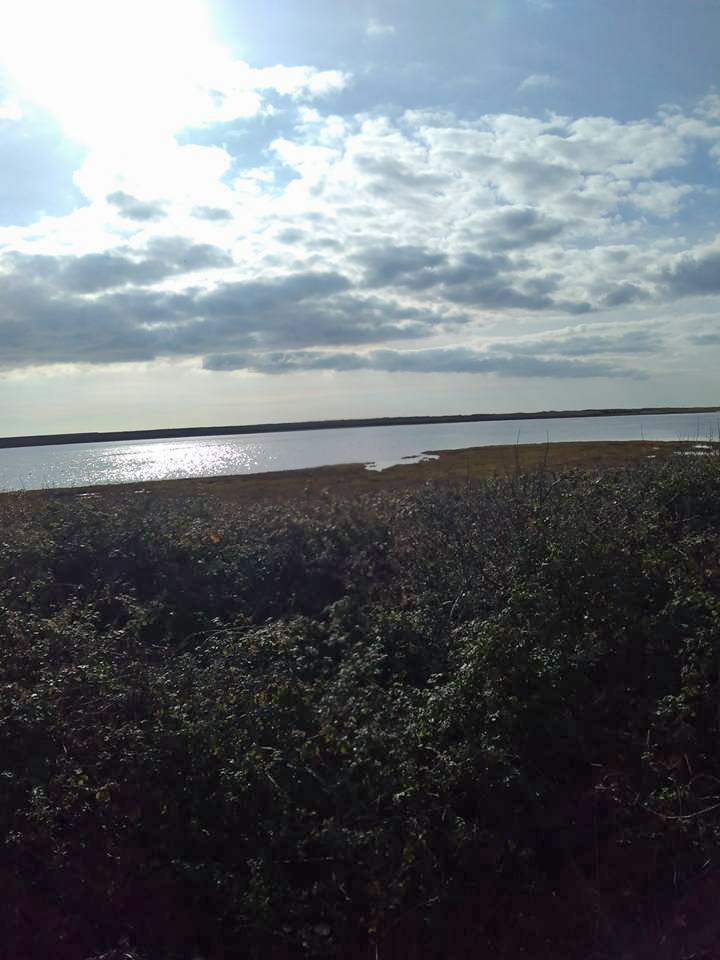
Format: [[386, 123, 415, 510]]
[[352, 153, 449, 196], [496, 158, 579, 204], [353, 245, 590, 312], [366, 18, 396, 36], [106, 190, 166, 222], [282, 102, 711, 260], [487, 326, 661, 357], [629, 180, 694, 217], [481, 207, 565, 250], [354, 244, 450, 287], [601, 283, 651, 308], [2, 92, 720, 382], [191, 205, 233, 221], [518, 73, 558, 92], [660, 241, 720, 298], [5, 237, 233, 294], [688, 331, 720, 345], [0, 265, 462, 370], [275, 228, 307, 244], [0, 96, 22, 121], [249, 65, 350, 100], [202, 345, 638, 379]]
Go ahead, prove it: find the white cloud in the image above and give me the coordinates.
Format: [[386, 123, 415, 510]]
[[629, 180, 695, 217], [73, 141, 233, 212], [2, 88, 720, 384], [248, 65, 350, 100], [518, 73, 558, 92], [0, 95, 22, 120], [0, 0, 350, 239], [697, 92, 720, 121], [366, 18, 396, 36]]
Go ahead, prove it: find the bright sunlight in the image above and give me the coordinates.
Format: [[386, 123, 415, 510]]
[[0, 0, 226, 145]]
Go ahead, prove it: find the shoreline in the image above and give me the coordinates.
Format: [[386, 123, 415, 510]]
[[4, 439, 715, 502], [1, 404, 719, 450]]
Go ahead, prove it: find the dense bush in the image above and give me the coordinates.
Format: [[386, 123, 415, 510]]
[[1, 452, 720, 958]]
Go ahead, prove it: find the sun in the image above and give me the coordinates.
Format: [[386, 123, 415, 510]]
[[0, 0, 226, 146]]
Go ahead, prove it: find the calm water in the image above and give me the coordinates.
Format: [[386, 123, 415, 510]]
[[1, 412, 718, 492]]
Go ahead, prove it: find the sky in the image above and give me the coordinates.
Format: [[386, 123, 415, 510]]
[[0, 0, 719, 435]]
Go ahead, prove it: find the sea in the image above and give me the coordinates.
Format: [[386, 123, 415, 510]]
[[1, 411, 718, 493]]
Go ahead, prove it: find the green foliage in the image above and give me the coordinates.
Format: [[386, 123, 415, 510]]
[[2, 452, 720, 957]]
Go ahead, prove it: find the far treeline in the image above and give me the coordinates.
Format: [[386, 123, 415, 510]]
[[1, 404, 719, 448]]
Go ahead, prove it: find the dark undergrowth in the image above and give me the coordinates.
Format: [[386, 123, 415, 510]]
[[2, 452, 720, 959]]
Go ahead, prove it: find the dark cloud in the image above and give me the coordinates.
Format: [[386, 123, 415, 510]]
[[355, 244, 590, 312], [275, 228, 307, 244], [557, 300, 593, 315], [438, 260, 590, 312], [0, 265, 458, 369], [0, 223, 669, 376], [202, 345, 639, 378], [661, 247, 720, 299], [195, 271, 352, 324], [106, 191, 166, 222], [5, 237, 233, 293], [484, 207, 565, 250], [500, 159, 579, 201], [601, 283, 650, 308], [355, 244, 449, 287], [191, 205, 234, 221], [488, 328, 660, 357], [51, 252, 171, 292], [0, 275, 161, 366], [353, 154, 449, 196], [605, 249, 632, 263], [442, 278, 555, 310], [184, 279, 440, 352], [688, 331, 720, 345], [145, 236, 234, 273]]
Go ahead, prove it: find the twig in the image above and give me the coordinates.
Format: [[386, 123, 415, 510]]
[[644, 800, 720, 821]]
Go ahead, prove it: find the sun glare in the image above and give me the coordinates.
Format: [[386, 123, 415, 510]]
[[0, 0, 225, 145]]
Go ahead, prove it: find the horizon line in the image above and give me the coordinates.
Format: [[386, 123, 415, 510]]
[[2, 404, 719, 450]]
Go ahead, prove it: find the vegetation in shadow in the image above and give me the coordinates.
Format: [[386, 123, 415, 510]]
[[2, 448, 720, 958]]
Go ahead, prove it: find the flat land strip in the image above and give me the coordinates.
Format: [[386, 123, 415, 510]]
[[7, 439, 715, 504], [2, 405, 718, 448]]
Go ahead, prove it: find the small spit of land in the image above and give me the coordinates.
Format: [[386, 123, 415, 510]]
[[3, 440, 720, 959]]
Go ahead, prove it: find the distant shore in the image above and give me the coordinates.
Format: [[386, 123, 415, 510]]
[[1, 405, 719, 449]]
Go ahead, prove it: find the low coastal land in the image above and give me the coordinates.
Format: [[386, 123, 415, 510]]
[[3, 439, 720, 959], [2, 403, 719, 449]]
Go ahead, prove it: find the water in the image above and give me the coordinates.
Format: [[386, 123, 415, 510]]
[[0, 412, 718, 492]]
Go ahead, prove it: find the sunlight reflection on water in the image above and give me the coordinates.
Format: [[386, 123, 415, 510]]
[[1, 411, 718, 492], [97, 439, 268, 484]]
